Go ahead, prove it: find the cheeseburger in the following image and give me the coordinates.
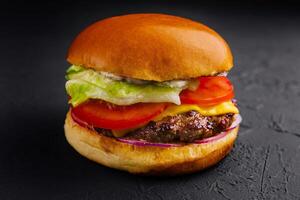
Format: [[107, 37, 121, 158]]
[[64, 14, 241, 175]]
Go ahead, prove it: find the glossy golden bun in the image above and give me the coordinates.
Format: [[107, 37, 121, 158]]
[[67, 13, 233, 81], [64, 111, 238, 175]]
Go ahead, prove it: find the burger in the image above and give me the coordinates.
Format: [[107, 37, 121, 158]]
[[64, 13, 241, 175]]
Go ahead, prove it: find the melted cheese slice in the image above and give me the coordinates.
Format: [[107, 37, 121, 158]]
[[112, 101, 239, 137], [154, 101, 239, 121]]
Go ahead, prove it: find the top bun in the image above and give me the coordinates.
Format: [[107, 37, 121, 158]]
[[67, 13, 233, 81]]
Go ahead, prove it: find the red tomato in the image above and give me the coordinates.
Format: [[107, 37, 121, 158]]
[[71, 100, 167, 130], [180, 77, 234, 107]]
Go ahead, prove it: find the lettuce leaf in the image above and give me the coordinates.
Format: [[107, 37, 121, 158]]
[[65, 65, 185, 106]]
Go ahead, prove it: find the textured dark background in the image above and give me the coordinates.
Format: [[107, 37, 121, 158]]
[[1, 1, 300, 200]]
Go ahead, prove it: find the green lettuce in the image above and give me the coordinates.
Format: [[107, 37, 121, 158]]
[[65, 65, 186, 106]]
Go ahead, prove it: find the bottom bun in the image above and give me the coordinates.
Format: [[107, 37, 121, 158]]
[[64, 111, 238, 175]]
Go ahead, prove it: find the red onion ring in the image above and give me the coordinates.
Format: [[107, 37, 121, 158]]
[[193, 131, 229, 144], [117, 138, 182, 147], [194, 114, 242, 144], [226, 114, 242, 131], [231, 98, 237, 105], [217, 72, 228, 77], [117, 114, 242, 147], [116, 114, 242, 147]]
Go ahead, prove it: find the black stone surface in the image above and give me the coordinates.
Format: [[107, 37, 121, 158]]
[[1, 2, 300, 200]]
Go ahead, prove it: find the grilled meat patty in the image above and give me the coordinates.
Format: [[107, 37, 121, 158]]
[[96, 111, 234, 143]]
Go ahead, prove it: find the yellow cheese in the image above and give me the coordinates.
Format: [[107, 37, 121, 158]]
[[111, 101, 239, 137], [111, 123, 146, 137], [112, 129, 134, 138], [154, 101, 239, 121]]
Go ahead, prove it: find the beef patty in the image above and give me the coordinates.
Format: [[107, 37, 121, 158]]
[[95, 111, 234, 143]]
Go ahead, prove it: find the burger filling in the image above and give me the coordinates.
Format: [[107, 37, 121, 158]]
[[65, 65, 239, 144], [65, 65, 198, 107], [97, 112, 233, 143]]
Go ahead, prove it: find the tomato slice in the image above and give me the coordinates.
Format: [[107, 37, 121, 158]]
[[71, 100, 167, 130], [180, 76, 234, 107]]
